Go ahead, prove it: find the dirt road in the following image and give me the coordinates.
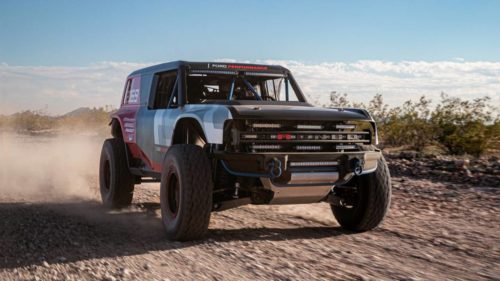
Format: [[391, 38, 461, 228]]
[[0, 134, 498, 280], [1, 169, 499, 281]]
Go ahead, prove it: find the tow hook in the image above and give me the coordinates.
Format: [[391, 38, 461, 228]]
[[351, 158, 363, 175], [268, 158, 283, 178]]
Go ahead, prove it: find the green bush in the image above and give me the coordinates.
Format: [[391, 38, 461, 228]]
[[56, 106, 114, 130], [1, 106, 115, 134], [327, 92, 499, 156], [10, 110, 55, 132], [431, 94, 497, 156], [381, 96, 434, 151]]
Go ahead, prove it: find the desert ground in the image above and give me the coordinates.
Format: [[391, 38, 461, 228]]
[[0, 134, 498, 281]]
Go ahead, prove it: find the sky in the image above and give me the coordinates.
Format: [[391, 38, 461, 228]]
[[0, 0, 499, 114]]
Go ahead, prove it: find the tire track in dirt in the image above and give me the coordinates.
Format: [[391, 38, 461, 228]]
[[1, 176, 499, 280]]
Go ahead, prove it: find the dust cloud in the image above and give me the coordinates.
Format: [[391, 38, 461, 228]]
[[0, 133, 104, 202]]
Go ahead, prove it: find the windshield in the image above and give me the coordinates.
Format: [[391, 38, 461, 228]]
[[186, 72, 303, 103]]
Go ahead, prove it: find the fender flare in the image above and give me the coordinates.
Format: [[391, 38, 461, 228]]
[[171, 117, 208, 146]]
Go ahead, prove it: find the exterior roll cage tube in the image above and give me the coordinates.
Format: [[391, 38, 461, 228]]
[[241, 79, 263, 101], [224, 73, 293, 102]]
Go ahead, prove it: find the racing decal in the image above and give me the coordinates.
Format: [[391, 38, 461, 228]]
[[128, 88, 140, 103], [152, 105, 232, 148], [123, 117, 136, 142], [208, 63, 268, 71], [153, 108, 179, 149], [199, 105, 232, 143], [128, 76, 141, 104]]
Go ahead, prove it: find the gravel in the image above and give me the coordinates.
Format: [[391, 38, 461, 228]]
[[0, 156, 498, 280]]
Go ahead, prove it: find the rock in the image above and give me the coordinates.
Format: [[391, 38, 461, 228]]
[[455, 159, 470, 170], [399, 151, 419, 160], [102, 273, 116, 281], [120, 267, 131, 277]]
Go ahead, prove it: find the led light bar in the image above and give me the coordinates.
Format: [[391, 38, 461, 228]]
[[251, 123, 281, 129], [296, 124, 324, 130], [336, 145, 357, 150], [251, 144, 282, 150], [290, 161, 339, 167], [336, 124, 356, 130], [190, 69, 238, 75], [295, 145, 322, 150], [244, 72, 285, 77], [241, 134, 258, 139]]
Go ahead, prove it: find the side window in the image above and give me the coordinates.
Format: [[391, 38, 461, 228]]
[[128, 77, 140, 104], [284, 81, 299, 102], [151, 71, 178, 109], [122, 79, 132, 105], [265, 78, 298, 101], [122, 77, 141, 105]]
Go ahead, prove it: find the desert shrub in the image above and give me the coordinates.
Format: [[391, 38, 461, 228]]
[[2, 106, 114, 134], [0, 115, 7, 128], [57, 106, 113, 130], [10, 110, 55, 132], [329, 92, 434, 151], [487, 120, 500, 151], [327, 92, 498, 156], [381, 96, 434, 151], [328, 91, 351, 108], [431, 94, 496, 156], [361, 94, 389, 123]]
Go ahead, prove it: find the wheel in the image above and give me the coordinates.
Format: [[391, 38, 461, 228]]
[[99, 138, 134, 209], [331, 154, 391, 231], [160, 144, 213, 241]]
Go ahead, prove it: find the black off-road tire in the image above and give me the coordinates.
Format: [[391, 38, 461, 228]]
[[160, 144, 213, 241], [331, 151, 391, 231], [99, 138, 135, 209]]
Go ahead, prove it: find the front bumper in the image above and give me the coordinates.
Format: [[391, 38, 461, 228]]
[[215, 150, 381, 204], [214, 150, 381, 182]]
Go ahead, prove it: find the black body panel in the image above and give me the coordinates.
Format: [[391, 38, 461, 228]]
[[228, 105, 372, 121]]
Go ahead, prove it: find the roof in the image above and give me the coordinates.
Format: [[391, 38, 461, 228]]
[[129, 60, 290, 76]]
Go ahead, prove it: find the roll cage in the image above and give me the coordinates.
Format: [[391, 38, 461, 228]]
[[147, 64, 307, 108]]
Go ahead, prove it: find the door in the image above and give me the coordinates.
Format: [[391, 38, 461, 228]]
[[136, 70, 179, 172]]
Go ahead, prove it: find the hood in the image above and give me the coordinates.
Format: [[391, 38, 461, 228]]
[[228, 104, 372, 121]]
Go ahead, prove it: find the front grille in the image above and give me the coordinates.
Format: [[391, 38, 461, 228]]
[[235, 120, 372, 153]]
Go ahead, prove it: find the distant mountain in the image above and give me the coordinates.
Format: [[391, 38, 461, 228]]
[[63, 107, 92, 117]]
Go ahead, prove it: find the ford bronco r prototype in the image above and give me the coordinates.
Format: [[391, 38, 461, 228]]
[[99, 61, 391, 241]]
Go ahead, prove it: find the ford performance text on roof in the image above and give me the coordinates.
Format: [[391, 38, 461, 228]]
[[99, 61, 391, 241]]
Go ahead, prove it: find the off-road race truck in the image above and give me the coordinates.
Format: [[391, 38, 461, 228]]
[[99, 61, 391, 241]]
